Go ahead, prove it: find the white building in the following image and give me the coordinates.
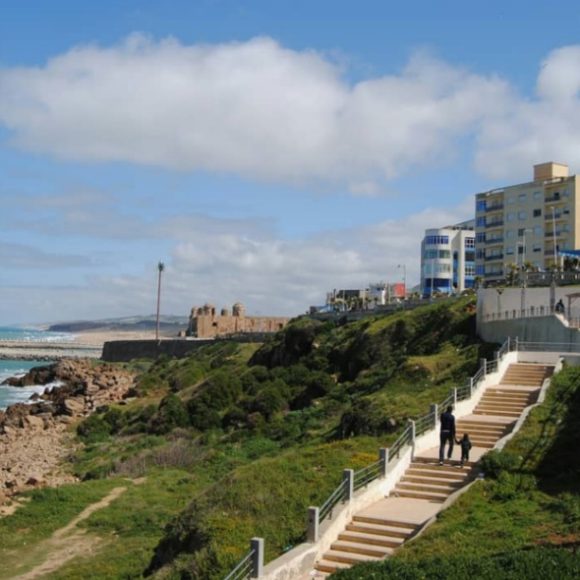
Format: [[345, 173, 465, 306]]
[[420, 220, 475, 297]]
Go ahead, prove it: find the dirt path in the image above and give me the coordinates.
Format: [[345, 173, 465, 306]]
[[11, 486, 127, 580]]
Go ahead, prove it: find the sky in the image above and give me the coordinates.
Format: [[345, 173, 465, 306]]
[[2, 1, 580, 324]]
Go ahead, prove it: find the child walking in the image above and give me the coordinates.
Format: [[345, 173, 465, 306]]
[[457, 433, 472, 467]]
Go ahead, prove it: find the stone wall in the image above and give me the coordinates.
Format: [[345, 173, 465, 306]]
[[101, 339, 214, 362], [186, 302, 289, 338]]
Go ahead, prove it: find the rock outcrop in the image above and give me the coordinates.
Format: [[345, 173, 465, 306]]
[[0, 359, 136, 499]]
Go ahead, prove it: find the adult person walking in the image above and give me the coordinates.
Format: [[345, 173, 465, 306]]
[[439, 405, 456, 465]]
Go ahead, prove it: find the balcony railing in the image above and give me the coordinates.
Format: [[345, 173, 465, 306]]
[[485, 237, 503, 245], [485, 204, 504, 212], [545, 195, 565, 203], [485, 220, 504, 228], [544, 212, 568, 220], [545, 231, 567, 238], [485, 254, 504, 261]]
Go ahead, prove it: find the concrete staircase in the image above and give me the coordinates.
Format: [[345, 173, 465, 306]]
[[311, 362, 554, 578]]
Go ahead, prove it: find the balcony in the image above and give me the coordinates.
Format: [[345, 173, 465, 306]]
[[544, 212, 569, 220], [485, 220, 504, 228], [485, 237, 504, 245], [545, 195, 566, 203], [485, 203, 504, 212], [485, 254, 504, 261], [545, 231, 567, 238]]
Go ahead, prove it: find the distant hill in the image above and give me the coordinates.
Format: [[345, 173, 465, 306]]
[[47, 315, 189, 333]]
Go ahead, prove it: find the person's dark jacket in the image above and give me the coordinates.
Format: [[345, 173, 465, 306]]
[[440, 411, 455, 438]]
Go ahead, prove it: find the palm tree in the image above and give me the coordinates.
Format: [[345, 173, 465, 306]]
[[156, 262, 165, 341]]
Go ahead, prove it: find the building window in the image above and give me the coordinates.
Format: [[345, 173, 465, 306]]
[[476, 200, 486, 212], [465, 238, 475, 248], [476, 265, 485, 276], [506, 212, 515, 222], [507, 196, 516, 205], [533, 244, 542, 253], [518, 211, 527, 220], [465, 265, 475, 276], [425, 235, 450, 245], [506, 247, 515, 255], [476, 217, 486, 228], [476, 232, 486, 243], [533, 208, 542, 217], [518, 228, 526, 236], [465, 251, 475, 261], [439, 250, 451, 259], [533, 191, 542, 200], [519, 193, 527, 202], [506, 230, 515, 239], [533, 225, 543, 236]]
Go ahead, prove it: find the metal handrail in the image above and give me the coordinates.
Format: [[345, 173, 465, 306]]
[[319, 480, 347, 523], [353, 460, 384, 491], [414, 412, 434, 436], [224, 548, 255, 580], [389, 424, 412, 460]]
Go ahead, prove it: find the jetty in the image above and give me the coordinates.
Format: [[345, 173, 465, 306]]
[[0, 340, 103, 361]]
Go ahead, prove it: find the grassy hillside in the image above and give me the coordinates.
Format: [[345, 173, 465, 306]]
[[0, 296, 490, 578], [335, 364, 580, 579]]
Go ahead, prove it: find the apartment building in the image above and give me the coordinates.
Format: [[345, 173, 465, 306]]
[[420, 220, 475, 297], [475, 162, 580, 282]]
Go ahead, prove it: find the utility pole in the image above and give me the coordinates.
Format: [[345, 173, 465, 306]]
[[156, 262, 165, 342]]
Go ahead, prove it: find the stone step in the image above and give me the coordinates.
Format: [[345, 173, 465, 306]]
[[412, 456, 476, 468], [393, 488, 449, 502], [402, 473, 466, 485], [475, 404, 523, 414], [346, 521, 414, 539], [324, 550, 382, 566], [315, 559, 351, 574], [397, 481, 459, 494], [474, 409, 521, 418], [405, 468, 469, 482], [456, 419, 511, 428], [330, 541, 391, 558], [469, 439, 495, 449], [352, 515, 417, 530], [338, 530, 405, 548], [479, 397, 528, 407]]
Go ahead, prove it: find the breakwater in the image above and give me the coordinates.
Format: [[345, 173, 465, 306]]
[[0, 340, 102, 361]]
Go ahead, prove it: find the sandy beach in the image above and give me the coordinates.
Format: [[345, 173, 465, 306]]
[[0, 329, 178, 361]]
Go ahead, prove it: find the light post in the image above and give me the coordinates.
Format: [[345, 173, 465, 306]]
[[551, 205, 557, 269], [397, 264, 407, 299], [155, 262, 165, 342]]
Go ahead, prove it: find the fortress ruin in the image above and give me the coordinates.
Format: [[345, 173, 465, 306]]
[[185, 302, 290, 338]]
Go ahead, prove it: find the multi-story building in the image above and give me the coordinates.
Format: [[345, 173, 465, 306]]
[[475, 162, 580, 282], [420, 220, 475, 297]]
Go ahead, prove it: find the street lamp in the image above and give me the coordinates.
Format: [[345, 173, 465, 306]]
[[155, 262, 165, 341], [550, 205, 557, 269], [397, 264, 407, 299]]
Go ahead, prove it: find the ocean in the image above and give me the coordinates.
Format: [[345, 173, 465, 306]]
[[0, 327, 73, 410]]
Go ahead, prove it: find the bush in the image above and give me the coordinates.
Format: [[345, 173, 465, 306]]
[[480, 449, 521, 479], [338, 398, 395, 438], [77, 414, 112, 443], [150, 394, 190, 434]]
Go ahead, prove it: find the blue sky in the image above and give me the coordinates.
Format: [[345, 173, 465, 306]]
[[2, 1, 580, 324]]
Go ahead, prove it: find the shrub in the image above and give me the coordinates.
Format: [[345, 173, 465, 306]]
[[150, 394, 190, 434], [480, 449, 521, 479], [338, 398, 395, 438], [77, 414, 112, 443]]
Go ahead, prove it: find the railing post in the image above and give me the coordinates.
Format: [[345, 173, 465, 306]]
[[379, 448, 389, 477], [469, 377, 474, 397], [250, 537, 264, 578], [507, 336, 511, 351], [409, 420, 416, 460], [430, 403, 438, 430], [515, 337, 519, 352], [453, 387, 458, 407], [307, 507, 319, 542], [481, 358, 487, 377], [343, 469, 354, 501]]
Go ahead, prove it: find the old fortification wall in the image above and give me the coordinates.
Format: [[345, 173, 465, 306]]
[[101, 339, 214, 362]]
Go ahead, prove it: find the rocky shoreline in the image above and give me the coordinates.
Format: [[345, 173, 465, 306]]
[[0, 359, 136, 504]]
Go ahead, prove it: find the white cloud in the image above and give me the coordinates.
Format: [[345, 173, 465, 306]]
[[0, 201, 471, 324], [475, 45, 580, 179], [0, 35, 510, 187]]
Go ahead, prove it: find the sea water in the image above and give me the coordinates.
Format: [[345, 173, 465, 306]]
[[0, 327, 72, 410]]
